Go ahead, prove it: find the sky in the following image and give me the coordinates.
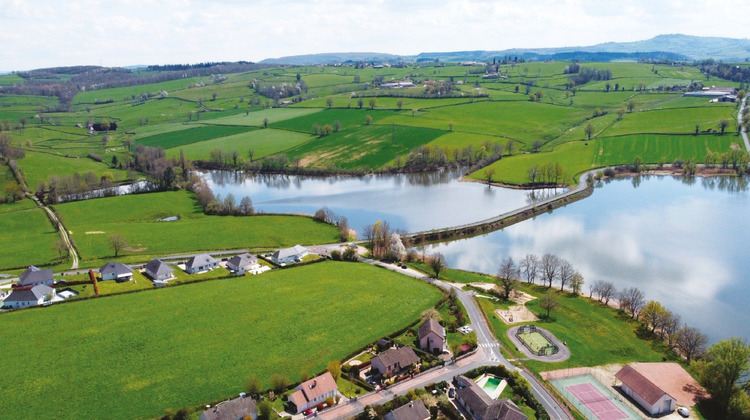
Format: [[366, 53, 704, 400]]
[[1, 0, 749, 71]]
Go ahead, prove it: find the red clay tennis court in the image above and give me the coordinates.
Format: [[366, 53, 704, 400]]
[[566, 383, 627, 420]]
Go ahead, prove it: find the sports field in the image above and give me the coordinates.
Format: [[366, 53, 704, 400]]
[[549, 374, 641, 420], [518, 330, 554, 354]]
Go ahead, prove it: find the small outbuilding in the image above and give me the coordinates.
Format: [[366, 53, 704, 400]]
[[615, 364, 676, 416], [99, 261, 133, 282], [184, 253, 218, 274]]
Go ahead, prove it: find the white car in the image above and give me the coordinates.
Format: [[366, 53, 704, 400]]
[[677, 407, 690, 418], [458, 325, 473, 334]]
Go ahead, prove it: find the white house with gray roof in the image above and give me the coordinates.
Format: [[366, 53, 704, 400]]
[[145, 259, 174, 285], [271, 245, 308, 265], [184, 253, 218, 274], [226, 253, 261, 275], [99, 261, 133, 282], [3, 284, 56, 309], [17, 265, 55, 287]]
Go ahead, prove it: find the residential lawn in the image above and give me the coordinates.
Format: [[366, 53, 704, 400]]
[[476, 284, 673, 374], [336, 376, 368, 398], [166, 128, 313, 160], [136, 124, 256, 149], [0, 205, 59, 270], [0, 261, 444, 420], [286, 124, 445, 169], [62, 271, 154, 298], [18, 150, 128, 192], [53, 190, 339, 261]]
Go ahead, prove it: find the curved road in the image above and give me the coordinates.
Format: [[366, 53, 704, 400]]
[[31, 196, 79, 269], [316, 260, 571, 420]]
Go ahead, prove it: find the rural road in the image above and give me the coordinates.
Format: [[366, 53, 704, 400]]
[[317, 259, 572, 420], [738, 96, 748, 151], [31, 195, 79, 269]]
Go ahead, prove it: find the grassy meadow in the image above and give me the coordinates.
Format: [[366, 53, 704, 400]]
[[53, 190, 339, 263], [0, 200, 60, 269], [0, 261, 444, 420]]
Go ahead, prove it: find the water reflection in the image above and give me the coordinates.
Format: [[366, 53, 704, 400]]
[[423, 176, 750, 342], [201, 169, 561, 236]]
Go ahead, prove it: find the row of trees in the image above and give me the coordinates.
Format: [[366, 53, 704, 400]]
[[526, 162, 566, 185], [188, 177, 255, 216], [313, 207, 351, 241]]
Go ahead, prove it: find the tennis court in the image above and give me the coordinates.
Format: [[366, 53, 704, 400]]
[[549, 374, 641, 420]]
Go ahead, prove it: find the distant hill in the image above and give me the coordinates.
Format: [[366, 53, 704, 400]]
[[260, 34, 750, 65]]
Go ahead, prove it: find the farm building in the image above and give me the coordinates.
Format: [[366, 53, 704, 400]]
[[371, 346, 419, 377], [271, 245, 308, 264], [3, 284, 56, 309], [615, 364, 676, 416], [287, 372, 338, 414], [383, 398, 430, 420], [99, 261, 133, 282], [226, 253, 261, 275], [453, 375, 527, 420], [17, 265, 55, 287], [184, 253, 218, 274], [199, 394, 257, 420], [418, 318, 446, 354], [144, 259, 174, 284]]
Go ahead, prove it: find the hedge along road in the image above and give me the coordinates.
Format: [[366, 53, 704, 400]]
[[318, 259, 573, 420], [739, 96, 748, 151]]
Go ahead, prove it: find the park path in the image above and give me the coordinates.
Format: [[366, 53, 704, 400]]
[[738, 96, 749, 151], [316, 258, 573, 420]]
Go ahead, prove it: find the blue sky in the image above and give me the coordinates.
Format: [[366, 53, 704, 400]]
[[1, 0, 748, 70]]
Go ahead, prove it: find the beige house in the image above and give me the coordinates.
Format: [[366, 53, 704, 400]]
[[287, 372, 338, 414], [418, 318, 446, 354], [453, 375, 527, 420], [371, 346, 419, 377]]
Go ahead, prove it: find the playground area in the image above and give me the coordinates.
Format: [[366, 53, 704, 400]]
[[549, 374, 641, 420], [493, 290, 539, 324]]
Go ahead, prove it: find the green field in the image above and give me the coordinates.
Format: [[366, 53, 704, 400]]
[[518, 330, 554, 354], [166, 128, 312, 160], [136, 124, 255, 149], [19, 150, 128, 192], [0, 261, 444, 419], [0, 203, 59, 269], [54, 190, 339, 262]]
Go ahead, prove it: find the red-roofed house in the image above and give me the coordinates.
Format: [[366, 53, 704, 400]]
[[287, 372, 338, 414], [615, 365, 676, 416]]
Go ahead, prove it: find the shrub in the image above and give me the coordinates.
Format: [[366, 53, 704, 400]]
[[330, 250, 342, 260]]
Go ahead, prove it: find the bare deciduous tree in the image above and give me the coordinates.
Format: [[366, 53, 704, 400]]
[[675, 325, 708, 363], [557, 258, 574, 291], [496, 256, 519, 300], [430, 253, 446, 279], [619, 287, 645, 319], [109, 235, 127, 257], [541, 253, 560, 288], [520, 254, 539, 284]]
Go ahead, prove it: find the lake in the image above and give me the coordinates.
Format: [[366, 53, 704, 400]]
[[204, 170, 749, 342], [202, 170, 562, 233]]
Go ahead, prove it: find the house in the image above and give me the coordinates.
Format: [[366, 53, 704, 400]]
[[185, 253, 218, 274], [99, 261, 133, 282], [383, 399, 430, 420], [226, 253, 261, 275], [453, 375, 527, 420], [17, 265, 54, 287], [199, 394, 258, 420], [615, 365, 676, 416], [144, 259, 174, 283], [287, 372, 338, 414], [418, 318, 446, 354], [3, 284, 56, 309], [271, 245, 308, 264], [371, 346, 419, 377]]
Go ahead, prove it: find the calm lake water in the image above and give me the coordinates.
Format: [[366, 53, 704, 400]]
[[203, 170, 562, 233], [204, 170, 749, 342], [425, 175, 750, 342]]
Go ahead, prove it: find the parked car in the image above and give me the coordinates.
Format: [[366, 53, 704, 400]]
[[448, 388, 455, 398], [303, 408, 314, 415], [677, 407, 690, 418]]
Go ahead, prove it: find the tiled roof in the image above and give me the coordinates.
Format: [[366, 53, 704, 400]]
[[616, 365, 672, 405], [383, 399, 430, 420], [145, 259, 174, 277], [227, 253, 258, 269], [454, 375, 527, 420], [418, 318, 444, 340], [199, 395, 257, 420], [5, 284, 54, 303], [99, 261, 133, 276], [288, 372, 338, 408], [373, 346, 419, 370]]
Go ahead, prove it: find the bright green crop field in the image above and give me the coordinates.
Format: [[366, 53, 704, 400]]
[[136, 124, 255, 149], [19, 151, 129, 192], [0, 261, 444, 420], [0, 202, 59, 269], [54, 190, 339, 261], [166, 128, 313, 160]]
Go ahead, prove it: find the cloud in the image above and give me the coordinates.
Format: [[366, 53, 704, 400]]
[[1, 0, 746, 70]]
